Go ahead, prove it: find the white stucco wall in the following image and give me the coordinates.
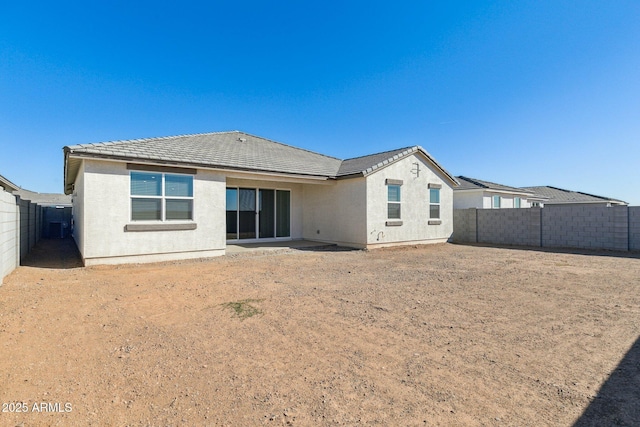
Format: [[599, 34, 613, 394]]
[[302, 178, 367, 247], [453, 191, 484, 209], [483, 193, 533, 209], [0, 188, 19, 283], [71, 161, 86, 257], [225, 177, 304, 240], [455, 190, 533, 209], [75, 159, 226, 265], [365, 153, 454, 247]]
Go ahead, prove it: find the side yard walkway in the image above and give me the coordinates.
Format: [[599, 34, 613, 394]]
[[19, 237, 83, 269]]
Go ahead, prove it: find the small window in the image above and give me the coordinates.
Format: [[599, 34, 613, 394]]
[[492, 195, 501, 209], [429, 188, 440, 219], [131, 172, 194, 221], [387, 184, 401, 219], [514, 197, 521, 208]]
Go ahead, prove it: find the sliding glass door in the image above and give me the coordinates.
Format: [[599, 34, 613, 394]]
[[259, 189, 275, 238], [226, 187, 290, 240]]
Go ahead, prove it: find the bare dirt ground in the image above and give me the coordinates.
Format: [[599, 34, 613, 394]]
[[1, 239, 639, 426]]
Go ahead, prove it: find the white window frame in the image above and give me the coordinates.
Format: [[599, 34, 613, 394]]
[[429, 188, 440, 219], [492, 195, 501, 209], [387, 184, 402, 219], [130, 171, 194, 222], [514, 197, 521, 208]]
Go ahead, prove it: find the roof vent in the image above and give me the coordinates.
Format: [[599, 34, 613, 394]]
[[237, 137, 246, 143]]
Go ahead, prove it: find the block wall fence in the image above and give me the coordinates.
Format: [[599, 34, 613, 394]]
[[453, 206, 640, 252], [1, 194, 44, 284]]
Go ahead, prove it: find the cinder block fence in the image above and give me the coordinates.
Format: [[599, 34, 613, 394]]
[[453, 205, 640, 252], [1, 193, 44, 284]]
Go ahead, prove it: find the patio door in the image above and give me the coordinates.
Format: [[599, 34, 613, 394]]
[[226, 187, 290, 240]]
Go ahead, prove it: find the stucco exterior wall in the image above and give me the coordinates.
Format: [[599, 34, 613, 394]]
[[0, 189, 19, 283], [366, 153, 454, 247], [77, 159, 226, 265], [71, 161, 86, 257], [453, 192, 483, 209], [455, 191, 533, 209], [302, 178, 367, 247], [225, 178, 304, 240]]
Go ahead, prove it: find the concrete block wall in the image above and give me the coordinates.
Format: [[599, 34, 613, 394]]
[[541, 205, 628, 251], [629, 207, 640, 251], [452, 208, 477, 243], [477, 208, 541, 247], [1, 190, 19, 283], [454, 206, 639, 252], [17, 196, 43, 262]]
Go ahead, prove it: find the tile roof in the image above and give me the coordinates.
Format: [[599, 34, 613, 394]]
[[64, 131, 458, 193], [66, 131, 343, 177], [520, 186, 627, 205], [455, 176, 535, 194], [13, 189, 72, 206]]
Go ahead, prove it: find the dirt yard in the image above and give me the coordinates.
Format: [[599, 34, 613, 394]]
[[1, 240, 639, 426]]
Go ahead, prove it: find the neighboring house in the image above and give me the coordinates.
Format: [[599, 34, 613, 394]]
[[453, 176, 545, 209], [519, 186, 628, 207], [1, 174, 19, 282], [14, 189, 73, 238], [63, 131, 459, 266]]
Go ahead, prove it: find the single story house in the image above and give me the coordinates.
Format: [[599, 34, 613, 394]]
[[63, 131, 459, 266], [519, 186, 628, 207], [453, 176, 546, 209]]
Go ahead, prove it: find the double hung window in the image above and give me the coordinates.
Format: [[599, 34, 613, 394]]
[[131, 172, 193, 221], [387, 185, 401, 219], [429, 188, 440, 219]]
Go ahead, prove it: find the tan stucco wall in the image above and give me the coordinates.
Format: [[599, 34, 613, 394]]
[[365, 153, 454, 246], [76, 159, 226, 265], [302, 178, 367, 247]]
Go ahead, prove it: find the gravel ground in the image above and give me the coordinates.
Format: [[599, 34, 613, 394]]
[[1, 239, 639, 426]]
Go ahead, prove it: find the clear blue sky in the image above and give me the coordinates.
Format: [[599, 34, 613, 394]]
[[1, 1, 638, 204]]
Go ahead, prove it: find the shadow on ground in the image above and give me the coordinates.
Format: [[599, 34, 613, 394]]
[[20, 238, 83, 269], [453, 242, 640, 260], [295, 244, 361, 252], [574, 336, 640, 426]]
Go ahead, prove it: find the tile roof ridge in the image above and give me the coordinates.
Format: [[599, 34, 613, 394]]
[[343, 145, 416, 162], [69, 130, 237, 149], [235, 131, 342, 161]]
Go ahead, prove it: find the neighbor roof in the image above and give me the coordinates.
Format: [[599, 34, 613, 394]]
[[64, 131, 458, 194], [520, 186, 627, 205], [455, 176, 536, 196], [0, 173, 19, 192], [14, 189, 72, 206]]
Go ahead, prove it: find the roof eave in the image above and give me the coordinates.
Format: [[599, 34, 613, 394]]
[[0, 174, 19, 192], [64, 151, 335, 183]]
